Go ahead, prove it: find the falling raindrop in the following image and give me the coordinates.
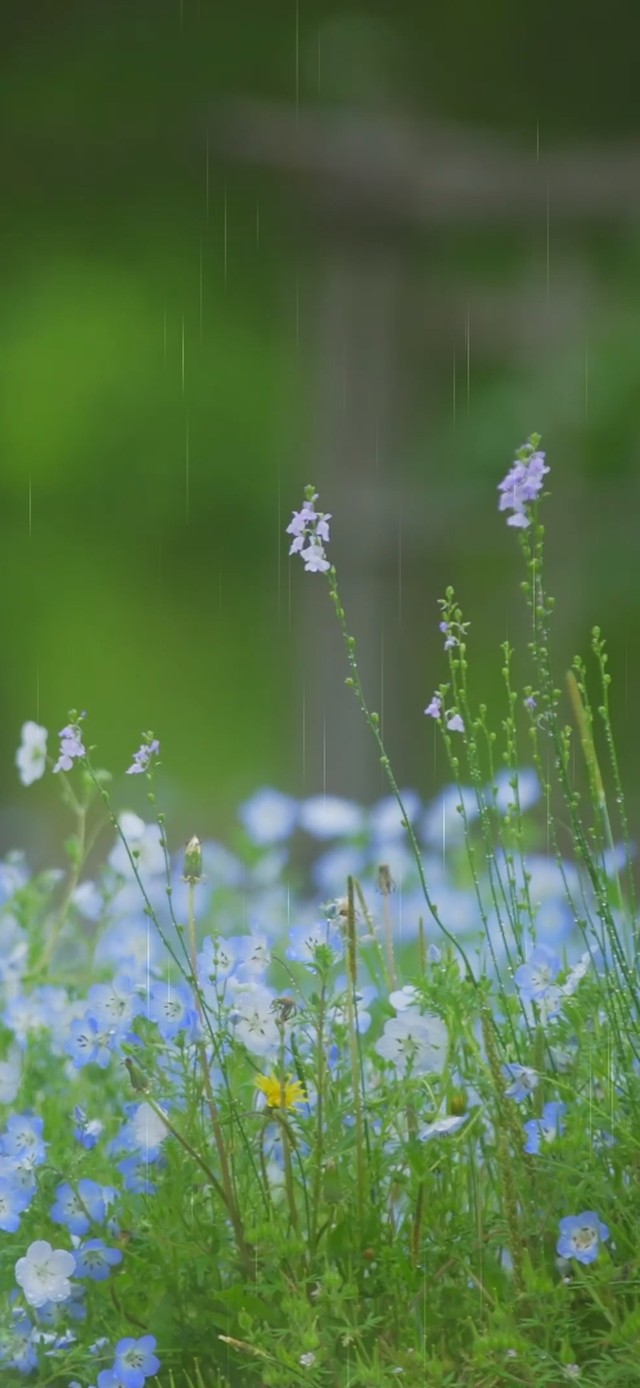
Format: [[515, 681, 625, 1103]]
[[185, 416, 190, 524], [223, 181, 228, 289], [546, 181, 551, 305], [584, 340, 589, 421], [199, 241, 203, 341], [465, 311, 470, 413]]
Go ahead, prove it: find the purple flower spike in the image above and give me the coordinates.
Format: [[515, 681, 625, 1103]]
[[52, 714, 86, 774], [498, 435, 549, 529], [287, 487, 332, 573], [424, 693, 442, 719], [126, 738, 160, 775]]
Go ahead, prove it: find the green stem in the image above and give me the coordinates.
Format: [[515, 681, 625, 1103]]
[[326, 567, 477, 986], [277, 1019, 299, 1236], [311, 976, 326, 1252], [345, 877, 366, 1233], [187, 879, 255, 1276], [34, 785, 108, 975]]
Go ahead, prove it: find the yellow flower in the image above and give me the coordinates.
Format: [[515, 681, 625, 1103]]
[[255, 1073, 306, 1110]]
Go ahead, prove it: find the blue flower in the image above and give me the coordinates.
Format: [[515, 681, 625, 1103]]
[[87, 975, 145, 1037], [238, 787, 299, 845], [515, 946, 560, 1003], [286, 919, 343, 966], [147, 980, 198, 1042], [330, 979, 377, 1035], [116, 1155, 158, 1195], [73, 1238, 123, 1281], [73, 1106, 104, 1150], [419, 784, 480, 847], [110, 1101, 169, 1162], [502, 1063, 538, 1102], [1, 1112, 47, 1166], [50, 1179, 114, 1235], [368, 792, 422, 841], [490, 767, 541, 815], [312, 844, 367, 895], [557, 1211, 609, 1265], [298, 795, 364, 839], [99, 1334, 160, 1388], [0, 1173, 32, 1231], [0, 1302, 37, 1373], [66, 1013, 115, 1070], [523, 1101, 566, 1154]]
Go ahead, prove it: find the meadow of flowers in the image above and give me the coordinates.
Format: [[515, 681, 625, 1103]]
[[1, 436, 639, 1387]]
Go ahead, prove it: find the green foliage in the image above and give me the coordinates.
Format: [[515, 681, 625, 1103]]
[[4, 438, 640, 1385]]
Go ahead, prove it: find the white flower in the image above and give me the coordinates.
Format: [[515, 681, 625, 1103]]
[[15, 722, 48, 786], [228, 980, 279, 1057], [15, 1240, 75, 1308], [0, 1048, 22, 1104], [130, 1101, 169, 1152], [562, 951, 591, 997], [71, 880, 103, 921], [232, 933, 271, 977], [108, 812, 165, 878], [419, 1113, 468, 1141], [389, 985, 421, 1012], [375, 1011, 448, 1075], [298, 795, 365, 839], [265, 1159, 286, 1190]]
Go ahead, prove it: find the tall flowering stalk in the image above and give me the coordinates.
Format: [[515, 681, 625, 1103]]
[[286, 440, 640, 1112], [500, 439, 640, 1057], [428, 589, 525, 1023], [287, 486, 477, 985]]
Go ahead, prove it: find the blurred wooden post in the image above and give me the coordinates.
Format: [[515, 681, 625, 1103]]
[[214, 99, 640, 800], [302, 248, 406, 799]]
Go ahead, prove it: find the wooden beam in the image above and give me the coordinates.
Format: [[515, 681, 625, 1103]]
[[213, 100, 640, 229]]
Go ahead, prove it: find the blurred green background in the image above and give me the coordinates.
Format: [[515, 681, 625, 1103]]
[[2, 1, 640, 865]]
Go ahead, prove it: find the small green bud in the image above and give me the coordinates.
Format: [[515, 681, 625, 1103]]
[[183, 835, 203, 883], [124, 1057, 149, 1093]]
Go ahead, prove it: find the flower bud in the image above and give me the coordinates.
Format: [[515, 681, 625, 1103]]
[[183, 835, 203, 883]]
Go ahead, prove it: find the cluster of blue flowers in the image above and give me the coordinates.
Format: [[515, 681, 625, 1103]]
[[1, 438, 630, 1378], [1, 759, 625, 1372]]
